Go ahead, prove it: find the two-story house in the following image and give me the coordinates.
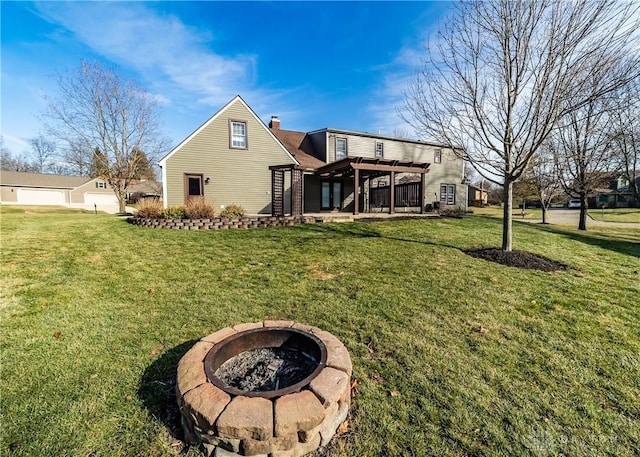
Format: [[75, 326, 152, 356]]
[[159, 95, 467, 216]]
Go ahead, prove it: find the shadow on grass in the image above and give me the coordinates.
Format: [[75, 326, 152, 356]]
[[289, 222, 383, 238], [532, 224, 639, 258], [288, 221, 463, 251], [137, 339, 197, 447]]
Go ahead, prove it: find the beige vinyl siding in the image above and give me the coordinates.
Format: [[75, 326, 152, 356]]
[[69, 179, 113, 204], [164, 99, 296, 214], [1, 187, 19, 202], [327, 131, 465, 210]]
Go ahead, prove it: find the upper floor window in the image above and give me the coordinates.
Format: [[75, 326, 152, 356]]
[[336, 137, 347, 160], [95, 181, 107, 189], [230, 120, 247, 149], [434, 149, 442, 163], [375, 141, 384, 158]]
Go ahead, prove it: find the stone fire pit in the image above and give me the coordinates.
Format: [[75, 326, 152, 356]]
[[176, 321, 352, 457]]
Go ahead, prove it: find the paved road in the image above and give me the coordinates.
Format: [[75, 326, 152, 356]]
[[520, 209, 639, 228]]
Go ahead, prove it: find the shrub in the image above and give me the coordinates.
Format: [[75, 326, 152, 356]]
[[440, 205, 468, 218], [162, 206, 186, 219], [185, 197, 216, 219], [220, 204, 246, 219], [136, 198, 163, 218]]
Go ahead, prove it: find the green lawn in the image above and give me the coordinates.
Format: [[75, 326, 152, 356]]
[[472, 205, 544, 221], [588, 208, 640, 223], [1, 207, 639, 456]]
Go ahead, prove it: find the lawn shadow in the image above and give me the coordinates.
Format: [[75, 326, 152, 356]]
[[532, 224, 639, 258], [288, 222, 383, 239], [137, 339, 197, 449], [289, 221, 462, 250]]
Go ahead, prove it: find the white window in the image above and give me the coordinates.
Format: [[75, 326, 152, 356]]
[[440, 184, 456, 205], [434, 149, 442, 163], [230, 121, 247, 149], [336, 137, 347, 160], [375, 141, 384, 158], [95, 181, 107, 189]]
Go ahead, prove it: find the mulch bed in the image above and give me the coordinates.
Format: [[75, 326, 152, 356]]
[[464, 248, 568, 272]]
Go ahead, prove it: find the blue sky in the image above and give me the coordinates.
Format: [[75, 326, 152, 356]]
[[1, 1, 451, 156]]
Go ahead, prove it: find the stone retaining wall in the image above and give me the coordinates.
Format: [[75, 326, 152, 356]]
[[128, 215, 318, 230], [177, 321, 352, 457]]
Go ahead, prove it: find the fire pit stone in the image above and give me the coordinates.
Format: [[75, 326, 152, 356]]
[[176, 321, 352, 457]]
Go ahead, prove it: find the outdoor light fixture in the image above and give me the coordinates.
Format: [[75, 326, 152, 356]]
[[205, 177, 210, 184]]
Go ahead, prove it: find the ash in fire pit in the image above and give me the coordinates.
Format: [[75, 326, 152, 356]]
[[215, 347, 319, 392]]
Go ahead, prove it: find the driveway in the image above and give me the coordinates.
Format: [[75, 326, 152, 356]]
[[520, 209, 639, 227]]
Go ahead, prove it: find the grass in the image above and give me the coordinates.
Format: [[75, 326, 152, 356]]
[[1, 207, 639, 456], [472, 205, 543, 221], [588, 208, 640, 223]]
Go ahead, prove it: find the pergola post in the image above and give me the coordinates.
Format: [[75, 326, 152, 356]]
[[389, 171, 395, 214], [420, 173, 426, 214], [290, 168, 304, 217], [353, 168, 360, 215]]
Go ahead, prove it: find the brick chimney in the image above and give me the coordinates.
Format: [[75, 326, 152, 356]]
[[269, 116, 280, 130]]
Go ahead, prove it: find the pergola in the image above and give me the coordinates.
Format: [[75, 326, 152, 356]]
[[269, 164, 304, 217], [315, 157, 431, 215]]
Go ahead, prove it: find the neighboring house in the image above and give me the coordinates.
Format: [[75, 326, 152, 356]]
[[588, 172, 640, 208], [468, 184, 488, 207], [0, 170, 161, 208], [160, 95, 467, 215]]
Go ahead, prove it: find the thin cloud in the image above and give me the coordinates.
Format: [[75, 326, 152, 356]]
[[34, 2, 258, 108], [367, 48, 423, 138], [367, 7, 448, 139]]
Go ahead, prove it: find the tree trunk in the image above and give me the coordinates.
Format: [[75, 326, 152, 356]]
[[578, 193, 588, 231], [502, 180, 513, 251], [542, 205, 548, 224], [115, 182, 127, 214]]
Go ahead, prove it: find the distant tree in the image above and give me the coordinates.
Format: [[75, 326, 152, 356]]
[[1, 139, 38, 172], [551, 74, 618, 230], [609, 81, 640, 203], [463, 161, 477, 185], [44, 60, 168, 213], [403, 0, 640, 250], [27, 134, 56, 174], [89, 147, 109, 179], [520, 146, 563, 224], [59, 138, 93, 177], [130, 147, 157, 181], [392, 127, 411, 139]]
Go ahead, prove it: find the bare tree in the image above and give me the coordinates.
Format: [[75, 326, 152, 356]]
[[1, 138, 38, 172], [392, 127, 411, 139], [44, 60, 168, 213], [552, 77, 618, 230], [522, 145, 563, 224], [27, 134, 56, 174], [58, 138, 93, 177], [610, 81, 640, 204], [403, 0, 640, 251]]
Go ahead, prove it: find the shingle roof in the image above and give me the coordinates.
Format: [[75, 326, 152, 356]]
[[0, 170, 91, 188], [269, 129, 326, 170]]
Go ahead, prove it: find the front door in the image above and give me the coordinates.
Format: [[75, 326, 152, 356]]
[[321, 181, 342, 210], [184, 174, 204, 203]]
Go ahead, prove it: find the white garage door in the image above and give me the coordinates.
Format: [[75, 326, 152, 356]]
[[84, 192, 119, 206], [17, 189, 66, 205]]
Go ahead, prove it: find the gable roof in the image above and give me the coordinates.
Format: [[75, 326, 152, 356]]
[[0, 170, 91, 189], [269, 128, 326, 170], [307, 127, 452, 149], [158, 95, 298, 166]]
